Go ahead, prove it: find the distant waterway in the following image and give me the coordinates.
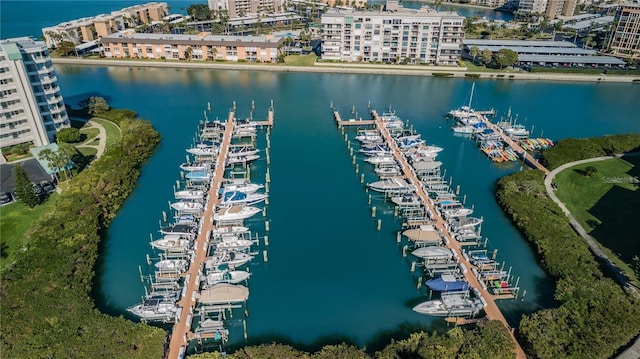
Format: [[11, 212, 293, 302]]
[[52, 64, 640, 349]]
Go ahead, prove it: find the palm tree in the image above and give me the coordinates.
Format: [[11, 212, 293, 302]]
[[184, 46, 193, 61], [39, 148, 59, 182]]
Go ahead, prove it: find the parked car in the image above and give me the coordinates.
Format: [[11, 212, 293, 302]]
[[32, 183, 43, 196], [40, 180, 55, 193], [1, 192, 13, 204]]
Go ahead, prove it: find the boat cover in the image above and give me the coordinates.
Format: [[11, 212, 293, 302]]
[[197, 283, 249, 305]]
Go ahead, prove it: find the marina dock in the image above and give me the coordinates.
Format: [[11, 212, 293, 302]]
[[334, 111, 376, 127], [370, 110, 527, 359], [167, 112, 236, 358], [477, 114, 550, 174]]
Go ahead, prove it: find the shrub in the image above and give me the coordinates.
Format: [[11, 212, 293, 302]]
[[432, 72, 453, 77], [465, 73, 481, 78], [55, 127, 81, 143]]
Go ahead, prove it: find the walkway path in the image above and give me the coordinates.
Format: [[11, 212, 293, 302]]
[[543, 153, 640, 295], [75, 119, 107, 158]]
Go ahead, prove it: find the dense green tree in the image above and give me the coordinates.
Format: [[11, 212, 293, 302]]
[[312, 343, 369, 358], [187, 4, 212, 21], [14, 164, 39, 208], [469, 45, 480, 63], [481, 49, 492, 65], [88, 96, 110, 116], [55, 40, 76, 56], [494, 48, 518, 69], [55, 127, 81, 143]]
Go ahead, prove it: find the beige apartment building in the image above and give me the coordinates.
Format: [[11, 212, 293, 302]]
[[517, 0, 576, 18], [209, 0, 284, 18], [0, 38, 69, 153], [42, 2, 168, 48], [101, 31, 284, 62], [321, 6, 465, 65], [607, 2, 640, 58]]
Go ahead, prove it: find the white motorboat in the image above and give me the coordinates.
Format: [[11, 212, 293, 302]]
[[367, 178, 414, 193], [504, 124, 530, 138], [411, 246, 453, 260], [364, 155, 396, 165], [413, 291, 485, 317], [397, 138, 425, 150], [205, 270, 251, 286], [171, 201, 204, 213], [220, 191, 268, 206], [206, 250, 253, 268], [229, 146, 260, 158], [214, 205, 261, 221], [197, 283, 249, 305], [187, 147, 218, 156], [154, 259, 188, 272], [390, 194, 421, 207], [355, 134, 383, 143], [452, 125, 477, 135], [359, 144, 392, 156], [442, 207, 473, 219], [175, 190, 205, 200], [185, 171, 210, 181], [449, 216, 483, 230], [180, 162, 211, 172], [375, 165, 402, 178], [127, 297, 178, 322], [227, 154, 260, 164], [150, 236, 191, 251], [212, 238, 255, 250], [403, 225, 442, 244], [393, 130, 422, 142], [233, 127, 257, 138], [222, 182, 264, 194], [211, 226, 250, 236]]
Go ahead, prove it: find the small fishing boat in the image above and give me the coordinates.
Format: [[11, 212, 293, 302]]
[[154, 259, 188, 272], [355, 134, 383, 143], [185, 171, 210, 181], [449, 216, 483, 230], [197, 283, 249, 305], [206, 250, 253, 268], [205, 270, 251, 286], [233, 127, 257, 138], [393, 130, 421, 142], [442, 207, 473, 219], [367, 178, 414, 193], [411, 246, 453, 260], [187, 147, 218, 156], [403, 225, 441, 244], [171, 201, 204, 213], [413, 291, 484, 317], [175, 190, 205, 200], [212, 238, 255, 250], [425, 274, 470, 292], [452, 125, 477, 135], [127, 297, 178, 322], [390, 194, 421, 207], [220, 191, 268, 206], [375, 165, 402, 178], [150, 236, 191, 251], [229, 146, 260, 158], [222, 181, 264, 194], [359, 144, 392, 156], [214, 205, 261, 221], [397, 138, 425, 150], [211, 226, 250, 236], [161, 223, 197, 237]]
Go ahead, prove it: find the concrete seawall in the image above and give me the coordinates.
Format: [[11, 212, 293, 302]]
[[52, 58, 640, 84]]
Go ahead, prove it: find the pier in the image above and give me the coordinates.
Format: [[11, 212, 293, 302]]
[[167, 111, 236, 358], [370, 110, 527, 359], [478, 114, 549, 174], [334, 111, 376, 127]]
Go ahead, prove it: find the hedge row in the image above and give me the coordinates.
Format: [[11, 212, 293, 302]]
[[542, 134, 640, 170], [0, 113, 166, 358]]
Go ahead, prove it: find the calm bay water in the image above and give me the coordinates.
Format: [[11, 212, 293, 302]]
[[4, 0, 639, 352], [52, 64, 640, 348]]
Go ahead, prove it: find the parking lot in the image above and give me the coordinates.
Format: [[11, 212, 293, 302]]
[[1, 159, 54, 204]]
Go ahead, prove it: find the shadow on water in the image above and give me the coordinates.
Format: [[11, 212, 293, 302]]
[[92, 228, 124, 318], [63, 91, 113, 109]]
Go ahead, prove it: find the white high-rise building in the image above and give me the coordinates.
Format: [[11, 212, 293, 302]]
[[0, 37, 70, 150]]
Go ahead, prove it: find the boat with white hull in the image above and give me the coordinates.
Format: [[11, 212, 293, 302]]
[[206, 251, 253, 268], [220, 191, 268, 206], [214, 205, 261, 221], [403, 225, 442, 244], [375, 166, 402, 178], [161, 223, 197, 237], [411, 246, 453, 260], [175, 190, 205, 200], [185, 171, 210, 181], [127, 297, 178, 322], [151, 237, 192, 251], [229, 146, 259, 158], [212, 238, 255, 250], [222, 182, 264, 194], [391, 194, 421, 207], [367, 178, 414, 193], [211, 226, 250, 236], [227, 154, 260, 164], [364, 155, 396, 165], [154, 259, 188, 272], [187, 147, 218, 156], [171, 201, 204, 213], [197, 283, 249, 305], [413, 291, 484, 317], [180, 162, 211, 172], [205, 270, 251, 286]]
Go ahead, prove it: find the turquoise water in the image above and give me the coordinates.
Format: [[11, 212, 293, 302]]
[[52, 65, 640, 349]]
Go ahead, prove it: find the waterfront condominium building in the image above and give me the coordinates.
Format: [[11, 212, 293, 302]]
[[0, 37, 69, 149], [101, 31, 284, 62], [42, 2, 168, 48], [607, 2, 640, 59], [209, 0, 283, 18], [320, 7, 464, 65], [517, 0, 576, 18]]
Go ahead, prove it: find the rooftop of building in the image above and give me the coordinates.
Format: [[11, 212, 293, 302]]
[[462, 39, 577, 48], [464, 44, 597, 55], [322, 7, 462, 18], [563, 16, 615, 31], [1, 37, 46, 54], [518, 54, 625, 65]]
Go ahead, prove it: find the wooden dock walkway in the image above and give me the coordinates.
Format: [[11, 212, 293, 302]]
[[167, 112, 235, 359], [479, 115, 549, 174], [252, 108, 274, 127], [334, 111, 376, 127], [371, 110, 527, 359]]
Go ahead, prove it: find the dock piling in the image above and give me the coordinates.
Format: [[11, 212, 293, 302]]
[[371, 206, 376, 217]]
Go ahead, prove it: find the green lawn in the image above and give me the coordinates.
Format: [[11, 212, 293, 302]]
[[555, 156, 640, 283], [284, 54, 317, 66], [79, 127, 100, 143], [0, 193, 59, 272], [91, 118, 121, 148], [77, 146, 98, 157]]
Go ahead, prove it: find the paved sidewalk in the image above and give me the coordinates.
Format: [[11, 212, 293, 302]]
[[75, 120, 108, 158]]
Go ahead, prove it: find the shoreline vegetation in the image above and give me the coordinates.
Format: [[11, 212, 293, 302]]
[[496, 134, 640, 358], [0, 109, 166, 358], [51, 58, 640, 84]]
